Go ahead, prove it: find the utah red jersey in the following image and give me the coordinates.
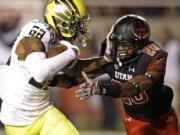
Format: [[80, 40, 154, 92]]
[[103, 41, 173, 120]]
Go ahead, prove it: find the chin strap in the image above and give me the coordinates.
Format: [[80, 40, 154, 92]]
[[116, 56, 122, 67]]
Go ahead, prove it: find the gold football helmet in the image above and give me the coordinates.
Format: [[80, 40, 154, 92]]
[[44, 0, 90, 46]]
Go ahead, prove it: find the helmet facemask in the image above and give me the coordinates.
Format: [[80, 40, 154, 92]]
[[116, 42, 134, 62], [108, 14, 150, 66], [109, 34, 139, 66], [72, 15, 90, 47]]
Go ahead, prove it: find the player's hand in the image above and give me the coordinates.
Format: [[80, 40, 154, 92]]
[[60, 40, 80, 58], [75, 71, 100, 100]]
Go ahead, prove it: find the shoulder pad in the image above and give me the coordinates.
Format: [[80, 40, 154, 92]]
[[142, 43, 161, 57], [19, 20, 57, 51]]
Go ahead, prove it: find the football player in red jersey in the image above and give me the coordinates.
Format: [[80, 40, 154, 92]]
[[75, 14, 180, 135]]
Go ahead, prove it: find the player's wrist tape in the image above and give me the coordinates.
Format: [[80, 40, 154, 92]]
[[98, 82, 122, 98]]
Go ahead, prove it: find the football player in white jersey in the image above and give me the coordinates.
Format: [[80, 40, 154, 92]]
[[0, 0, 90, 135]]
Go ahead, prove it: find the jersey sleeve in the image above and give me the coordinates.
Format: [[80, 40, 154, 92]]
[[147, 51, 168, 71], [19, 20, 57, 52]]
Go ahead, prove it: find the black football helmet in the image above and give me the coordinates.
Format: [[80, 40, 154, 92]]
[[108, 14, 150, 66]]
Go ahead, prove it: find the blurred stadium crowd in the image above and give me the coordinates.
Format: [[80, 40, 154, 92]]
[[0, 0, 180, 134]]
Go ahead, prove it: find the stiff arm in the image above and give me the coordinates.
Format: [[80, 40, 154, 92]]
[[49, 56, 111, 88]]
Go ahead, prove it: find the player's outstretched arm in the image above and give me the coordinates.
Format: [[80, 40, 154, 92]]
[[75, 70, 164, 99], [50, 37, 112, 88], [47, 36, 113, 89], [48, 56, 111, 88], [63, 56, 111, 77]]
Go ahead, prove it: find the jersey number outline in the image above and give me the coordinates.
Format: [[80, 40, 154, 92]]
[[122, 91, 149, 105], [29, 25, 46, 39], [142, 44, 160, 57]]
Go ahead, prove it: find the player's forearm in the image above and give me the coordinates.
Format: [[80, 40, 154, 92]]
[[121, 71, 163, 97], [63, 56, 110, 78], [98, 71, 163, 98], [53, 57, 111, 88], [98, 78, 151, 98], [80, 56, 110, 73]]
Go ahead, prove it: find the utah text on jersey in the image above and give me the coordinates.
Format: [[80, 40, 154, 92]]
[[114, 71, 133, 81]]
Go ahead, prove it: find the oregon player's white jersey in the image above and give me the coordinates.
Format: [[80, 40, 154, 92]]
[[11, 20, 57, 66], [0, 20, 59, 126]]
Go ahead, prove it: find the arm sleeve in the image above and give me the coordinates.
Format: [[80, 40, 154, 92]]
[[25, 47, 76, 83]]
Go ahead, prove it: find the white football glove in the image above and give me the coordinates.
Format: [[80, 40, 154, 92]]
[[60, 40, 80, 58], [75, 71, 100, 100]]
